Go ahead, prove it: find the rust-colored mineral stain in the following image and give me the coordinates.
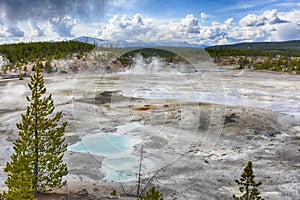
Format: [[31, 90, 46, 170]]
[[132, 106, 155, 111]]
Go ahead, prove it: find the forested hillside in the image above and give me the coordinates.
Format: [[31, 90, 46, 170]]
[[0, 41, 96, 77], [0, 41, 95, 64], [206, 40, 300, 57], [206, 40, 300, 74]]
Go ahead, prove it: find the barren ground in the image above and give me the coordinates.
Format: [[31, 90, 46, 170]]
[[0, 63, 299, 199]]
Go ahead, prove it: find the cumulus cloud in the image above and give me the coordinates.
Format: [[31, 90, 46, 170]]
[[28, 19, 45, 37], [180, 14, 200, 33], [270, 9, 300, 40], [278, 9, 300, 25], [236, 9, 299, 42], [239, 13, 266, 26], [263, 9, 287, 24], [98, 9, 299, 46], [100, 13, 152, 40], [239, 9, 287, 27], [48, 17, 77, 37], [169, 14, 200, 34], [225, 18, 234, 25]]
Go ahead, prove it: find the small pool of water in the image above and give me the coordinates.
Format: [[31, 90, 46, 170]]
[[68, 133, 141, 156], [102, 156, 140, 182], [68, 122, 143, 182]]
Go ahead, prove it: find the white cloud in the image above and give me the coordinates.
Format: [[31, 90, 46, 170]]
[[225, 18, 234, 25], [278, 9, 300, 25], [98, 10, 300, 46], [263, 9, 287, 24], [168, 14, 200, 35], [100, 13, 152, 40], [271, 23, 300, 41], [48, 17, 77, 37], [228, 26, 266, 41], [0, 7, 299, 46], [28, 19, 44, 37], [269, 9, 300, 40], [200, 12, 207, 19], [239, 13, 266, 26], [180, 14, 199, 33], [239, 9, 287, 27]]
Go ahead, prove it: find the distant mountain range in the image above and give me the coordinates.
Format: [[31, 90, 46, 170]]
[[73, 36, 300, 51], [72, 36, 208, 48]]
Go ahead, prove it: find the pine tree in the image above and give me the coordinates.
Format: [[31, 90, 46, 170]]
[[1, 156, 36, 200], [233, 161, 264, 200], [139, 187, 164, 200], [19, 72, 23, 80], [2, 67, 68, 198]]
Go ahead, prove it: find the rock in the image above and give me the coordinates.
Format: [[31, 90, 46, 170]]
[[101, 127, 117, 133], [6, 136, 14, 142], [78, 189, 89, 196], [224, 113, 237, 124]]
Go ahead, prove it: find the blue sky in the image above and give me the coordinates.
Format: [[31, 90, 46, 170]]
[[0, 0, 299, 45], [113, 0, 299, 23]]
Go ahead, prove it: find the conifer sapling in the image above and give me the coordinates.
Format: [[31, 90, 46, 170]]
[[233, 161, 264, 200]]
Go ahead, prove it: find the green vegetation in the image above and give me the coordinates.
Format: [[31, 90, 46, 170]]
[[0, 41, 95, 75], [139, 187, 164, 200], [1, 170, 36, 200], [233, 161, 264, 200], [110, 189, 117, 196], [1, 67, 68, 199], [117, 47, 209, 66], [255, 57, 300, 73], [118, 48, 178, 66], [206, 40, 300, 57], [127, 48, 177, 58], [0, 41, 95, 64], [19, 73, 23, 80], [206, 40, 300, 73]]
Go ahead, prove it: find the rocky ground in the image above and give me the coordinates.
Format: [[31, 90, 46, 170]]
[[1, 90, 299, 199], [63, 94, 299, 200], [0, 61, 299, 199]]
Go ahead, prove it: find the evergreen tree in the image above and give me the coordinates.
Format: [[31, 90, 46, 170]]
[[2, 67, 68, 198], [1, 156, 36, 200], [139, 187, 164, 200], [19, 73, 23, 80], [233, 161, 264, 200]]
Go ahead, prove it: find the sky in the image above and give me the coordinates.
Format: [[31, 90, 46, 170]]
[[0, 0, 299, 45]]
